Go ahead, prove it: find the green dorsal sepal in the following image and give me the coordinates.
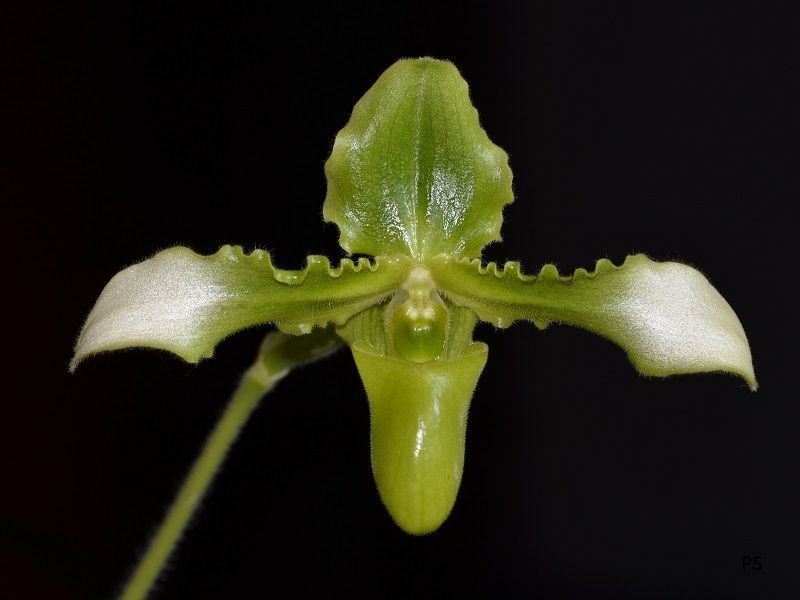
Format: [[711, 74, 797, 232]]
[[352, 341, 488, 534], [324, 57, 514, 260]]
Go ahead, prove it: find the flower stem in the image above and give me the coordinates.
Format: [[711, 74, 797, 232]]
[[118, 329, 342, 600]]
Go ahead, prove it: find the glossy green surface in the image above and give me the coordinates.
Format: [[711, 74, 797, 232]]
[[72, 58, 756, 554], [324, 58, 513, 260], [353, 342, 488, 534], [430, 254, 756, 389], [389, 296, 449, 363], [71, 246, 410, 370]]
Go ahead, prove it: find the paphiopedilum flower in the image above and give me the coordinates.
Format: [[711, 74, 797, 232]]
[[72, 58, 755, 599]]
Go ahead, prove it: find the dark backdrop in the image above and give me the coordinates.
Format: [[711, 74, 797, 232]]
[[5, 2, 797, 598]]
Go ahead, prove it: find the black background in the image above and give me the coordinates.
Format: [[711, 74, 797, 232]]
[[5, 1, 797, 598]]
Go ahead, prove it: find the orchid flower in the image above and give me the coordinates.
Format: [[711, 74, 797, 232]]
[[72, 57, 756, 600]]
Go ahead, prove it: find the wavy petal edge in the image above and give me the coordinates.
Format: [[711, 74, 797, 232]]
[[70, 245, 409, 372], [430, 253, 757, 391]]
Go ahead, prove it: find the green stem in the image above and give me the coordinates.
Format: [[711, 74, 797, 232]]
[[118, 328, 343, 600]]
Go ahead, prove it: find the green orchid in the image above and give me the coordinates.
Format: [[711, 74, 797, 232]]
[[72, 57, 756, 600]]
